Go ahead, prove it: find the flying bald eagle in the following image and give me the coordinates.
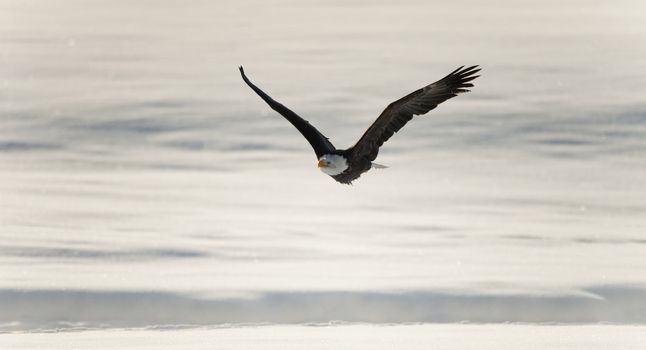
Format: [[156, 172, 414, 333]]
[[239, 65, 480, 184]]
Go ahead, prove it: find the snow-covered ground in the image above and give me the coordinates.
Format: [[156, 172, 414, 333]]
[[2, 0, 646, 347], [3, 324, 646, 350]]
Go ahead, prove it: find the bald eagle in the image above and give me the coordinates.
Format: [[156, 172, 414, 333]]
[[239, 65, 480, 184]]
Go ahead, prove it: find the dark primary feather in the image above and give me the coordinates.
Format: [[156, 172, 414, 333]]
[[349, 65, 481, 162], [239, 66, 336, 158]]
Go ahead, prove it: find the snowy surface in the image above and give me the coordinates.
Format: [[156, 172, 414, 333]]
[[3, 325, 646, 350], [1, 0, 646, 343]]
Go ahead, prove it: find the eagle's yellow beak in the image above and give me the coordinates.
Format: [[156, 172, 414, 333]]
[[318, 159, 329, 168]]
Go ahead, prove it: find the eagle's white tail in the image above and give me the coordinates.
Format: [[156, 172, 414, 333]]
[[372, 163, 388, 169]]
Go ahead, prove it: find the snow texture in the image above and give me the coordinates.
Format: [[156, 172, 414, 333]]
[[1, 0, 646, 342]]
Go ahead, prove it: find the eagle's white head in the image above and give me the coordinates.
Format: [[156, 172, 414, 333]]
[[317, 154, 348, 176]]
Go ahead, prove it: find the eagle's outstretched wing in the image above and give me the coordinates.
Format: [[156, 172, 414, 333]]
[[349, 65, 480, 161], [239, 66, 336, 158]]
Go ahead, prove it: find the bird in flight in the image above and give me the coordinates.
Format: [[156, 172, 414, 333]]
[[239, 65, 480, 184]]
